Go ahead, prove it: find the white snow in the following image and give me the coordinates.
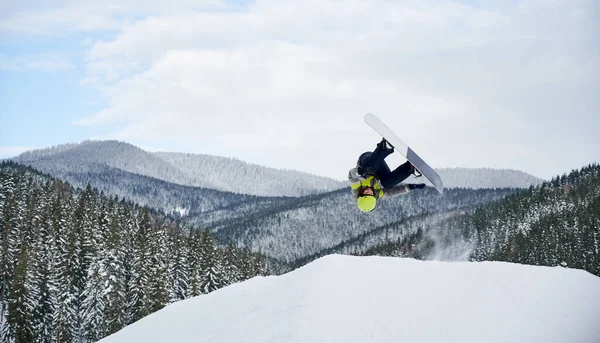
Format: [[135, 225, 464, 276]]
[[172, 206, 189, 216], [99, 254, 600, 343]]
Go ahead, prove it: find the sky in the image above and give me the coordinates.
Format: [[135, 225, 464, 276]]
[[98, 254, 600, 343], [1, 0, 599, 181]]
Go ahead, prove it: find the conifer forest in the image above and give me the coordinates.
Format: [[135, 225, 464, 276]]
[[0, 162, 265, 343], [361, 164, 600, 276]]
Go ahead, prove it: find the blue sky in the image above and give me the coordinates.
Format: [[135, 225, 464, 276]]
[[1, 0, 598, 180], [0, 57, 100, 147], [0, 28, 111, 152]]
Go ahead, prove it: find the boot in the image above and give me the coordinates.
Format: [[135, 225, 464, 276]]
[[409, 162, 422, 177]]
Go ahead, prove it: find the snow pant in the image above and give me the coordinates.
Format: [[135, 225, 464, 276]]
[[357, 143, 413, 189]]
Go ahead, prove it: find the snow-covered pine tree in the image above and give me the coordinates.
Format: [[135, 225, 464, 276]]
[[1, 171, 28, 343], [50, 182, 82, 343], [186, 228, 202, 298], [221, 242, 241, 286], [25, 185, 55, 343], [117, 202, 137, 326], [239, 247, 265, 278], [80, 255, 107, 342], [144, 218, 170, 315], [9, 247, 33, 342], [167, 224, 189, 303], [105, 198, 127, 336], [80, 198, 110, 342], [0, 171, 13, 340], [70, 184, 99, 341], [199, 230, 222, 294], [127, 207, 152, 321]]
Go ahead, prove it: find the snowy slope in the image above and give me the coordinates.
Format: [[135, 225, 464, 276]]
[[8, 141, 345, 197], [434, 167, 543, 189], [7, 141, 542, 198], [153, 151, 346, 196], [99, 255, 600, 343]]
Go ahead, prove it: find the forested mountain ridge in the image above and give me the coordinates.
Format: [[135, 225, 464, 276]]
[[0, 159, 522, 269], [0, 161, 266, 343], [6, 147, 541, 239], [433, 167, 542, 189], [152, 151, 345, 196], [2, 143, 550, 268], [7, 141, 542, 200], [212, 187, 517, 263], [357, 164, 600, 277], [8, 141, 345, 197], [472, 164, 600, 274], [54, 162, 300, 228]]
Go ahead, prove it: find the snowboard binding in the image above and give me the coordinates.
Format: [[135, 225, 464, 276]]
[[410, 163, 423, 178]]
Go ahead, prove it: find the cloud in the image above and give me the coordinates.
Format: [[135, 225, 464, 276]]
[[6, 0, 597, 179], [0, 53, 75, 72], [71, 0, 599, 179]]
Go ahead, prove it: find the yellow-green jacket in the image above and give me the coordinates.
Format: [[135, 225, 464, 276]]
[[348, 167, 411, 199]]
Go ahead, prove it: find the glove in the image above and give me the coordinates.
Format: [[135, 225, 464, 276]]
[[409, 183, 426, 190], [377, 139, 394, 153], [357, 166, 371, 177]]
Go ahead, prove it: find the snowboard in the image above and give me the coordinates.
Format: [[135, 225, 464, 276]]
[[364, 113, 444, 194]]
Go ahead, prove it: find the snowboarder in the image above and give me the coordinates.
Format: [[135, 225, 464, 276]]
[[349, 138, 426, 212]]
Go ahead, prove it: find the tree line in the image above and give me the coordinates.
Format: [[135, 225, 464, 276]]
[[0, 161, 265, 343], [362, 164, 600, 276]]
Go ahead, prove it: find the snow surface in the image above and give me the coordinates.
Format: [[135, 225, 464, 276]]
[[99, 255, 600, 343]]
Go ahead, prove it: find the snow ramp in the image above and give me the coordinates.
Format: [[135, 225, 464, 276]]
[[99, 254, 600, 343]]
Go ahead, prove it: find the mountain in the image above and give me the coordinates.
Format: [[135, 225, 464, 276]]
[[52, 162, 300, 226], [0, 159, 519, 267], [8, 141, 345, 197], [351, 163, 600, 277], [211, 187, 515, 263], [5, 141, 547, 264], [152, 151, 345, 196], [8, 141, 542, 199], [434, 167, 543, 189], [5, 141, 530, 264], [98, 254, 600, 343]]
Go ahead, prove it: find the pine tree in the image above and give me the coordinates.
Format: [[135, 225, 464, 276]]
[[7, 246, 32, 343], [221, 242, 241, 286], [80, 198, 110, 342], [71, 184, 98, 341], [144, 219, 170, 315], [1, 172, 27, 343], [105, 198, 127, 336], [187, 228, 202, 298], [25, 185, 54, 343], [118, 202, 138, 326], [51, 183, 79, 343], [129, 208, 152, 319], [167, 225, 189, 302], [0, 169, 11, 342], [238, 247, 256, 280], [80, 256, 107, 342], [199, 230, 222, 294]]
